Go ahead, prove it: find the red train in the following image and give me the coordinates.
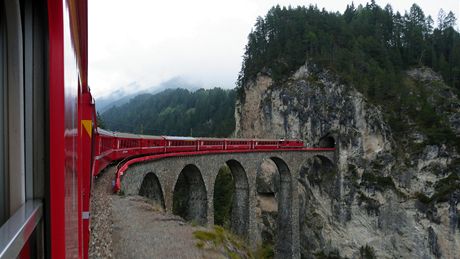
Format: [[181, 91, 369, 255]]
[[91, 130, 337, 193], [0, 0, 334, 258], [92, 129, 307, 178], [1, 0, 94, 258]]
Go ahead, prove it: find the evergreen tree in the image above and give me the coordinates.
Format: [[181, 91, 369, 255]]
[[102, 88, 236, 137], [236, 2, 460, 146]]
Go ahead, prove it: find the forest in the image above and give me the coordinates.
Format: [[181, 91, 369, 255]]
[[237, 1, 460, 146], [101, 88, 236, 137], [238, 2, 459, 92]]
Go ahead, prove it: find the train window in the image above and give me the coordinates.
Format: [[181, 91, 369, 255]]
[[0, 0, 28, 225], [0, 0, 5, 225], [0, 3, 46, 258]]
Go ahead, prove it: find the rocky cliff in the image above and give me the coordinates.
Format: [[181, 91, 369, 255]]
[[235, 63, 460, 258]]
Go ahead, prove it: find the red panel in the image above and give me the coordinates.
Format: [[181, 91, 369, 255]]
[[49, 0, 89, 257], [79, 92, 94, 259], [18, 239, 30, 259], [48, 0, 66, 258]]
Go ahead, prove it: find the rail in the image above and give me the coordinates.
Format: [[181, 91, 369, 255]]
[[0, 200, 43, 258]]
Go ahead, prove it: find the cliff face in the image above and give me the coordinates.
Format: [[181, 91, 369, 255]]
[[236, 63, 460, 258]]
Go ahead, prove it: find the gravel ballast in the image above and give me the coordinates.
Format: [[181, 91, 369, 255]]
[[89, 165, 222, 259]]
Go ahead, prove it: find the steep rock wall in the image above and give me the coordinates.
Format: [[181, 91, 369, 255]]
[[236, 64, 460, 258]]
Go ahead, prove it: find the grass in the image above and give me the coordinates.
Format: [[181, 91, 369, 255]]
[[190, 219, 199, 227], [193, 226, 274, 259]]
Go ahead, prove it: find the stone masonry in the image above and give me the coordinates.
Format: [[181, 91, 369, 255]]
[[121, 150, 335, 259]]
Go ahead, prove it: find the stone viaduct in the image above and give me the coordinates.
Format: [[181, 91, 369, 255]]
[[120, 150, 335, 259]]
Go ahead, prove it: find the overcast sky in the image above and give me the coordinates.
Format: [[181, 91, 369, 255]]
[[88, 0, 460, 98]]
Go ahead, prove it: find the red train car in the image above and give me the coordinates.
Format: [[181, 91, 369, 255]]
[[0, 0, 94, 258], [253, 139, 279, 150], [225, 139, 252, 150], [279, 139, 304, 148], [198, 138, 225, 151], [163, 136, 197, 153]]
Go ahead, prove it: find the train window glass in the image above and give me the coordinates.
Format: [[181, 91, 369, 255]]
[[0, 1, 5, 225]]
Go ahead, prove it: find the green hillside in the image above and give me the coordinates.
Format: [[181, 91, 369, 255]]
[[101, 88, 236, 137], [237, 2, 460, 146]]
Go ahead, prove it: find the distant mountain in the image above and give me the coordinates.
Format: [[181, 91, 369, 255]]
[[101, 87, 236, 137], [96, 77, 200, 112]]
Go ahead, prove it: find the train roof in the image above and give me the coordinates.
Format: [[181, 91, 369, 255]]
[[97, 129, 164, 139], [162, 136, 196, 141], [196, 137, 225, 141], [115, 132, 163, 139], [97, 128, 115, 136], [96, 128, 303, 142]]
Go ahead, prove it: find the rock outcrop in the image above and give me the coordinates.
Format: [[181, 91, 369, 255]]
[[236, 63, 460, 258]]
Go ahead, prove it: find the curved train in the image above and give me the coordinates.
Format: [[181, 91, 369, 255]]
[[93, 129, 306, 178], [92, 130, 334, 193], [0, 0, 333, 258]]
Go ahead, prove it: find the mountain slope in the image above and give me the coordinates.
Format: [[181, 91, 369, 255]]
[[102, 88, 236, 137], [235, 3, 460, 258], [96, 77, 200, 113]]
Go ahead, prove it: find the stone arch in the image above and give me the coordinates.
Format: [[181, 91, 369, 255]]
[[173, 164, 207, 225], [269, 156, 293, 258], [225, 159, 249, 237], [139, 172, 165, 210], [318, 134, 336, 148]]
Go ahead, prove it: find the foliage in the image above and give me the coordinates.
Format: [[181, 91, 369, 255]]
[[238, 3, 459, 91], [357, 192, 381, 216], [213, 165, 235, 227], [102, 88, 236, 137], [96, 112, 105, 129], [193, 226, 274, 258], [359, 245, 376, 259], [431, 172, 460, 202], [193, 226, 255, 258], [315, 249, 345, 259], [415, 172, 460, 204], [237, 2, 460, 146], [360, 172, 407, 197], [414, 191, 431, 204], [361, 172, 395, 191], [253, 243, 274, 259]]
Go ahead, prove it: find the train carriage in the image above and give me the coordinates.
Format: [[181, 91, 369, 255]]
[[163, 136, 197, 153], [0, 0, 93, 258], [224, 139, 252, 150], [253, 139, 280, 150], [198, 138, 225, 151], [279, 139, 304, 148]]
